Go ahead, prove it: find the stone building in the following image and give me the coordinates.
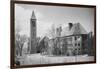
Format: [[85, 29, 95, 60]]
[[47, 23, 90, 56], [61, 23, 88, 56], [30, 11, 37, 54]]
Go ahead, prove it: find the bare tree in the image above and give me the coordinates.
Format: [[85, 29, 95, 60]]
[[47, 24, 56, 38], [15, 26, 28, 56], [20, 35, 27, 56], [47, 24, 63, 55], [15, 26, 21, 57]]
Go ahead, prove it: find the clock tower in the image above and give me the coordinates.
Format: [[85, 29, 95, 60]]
[[30, 11, 37, 54]]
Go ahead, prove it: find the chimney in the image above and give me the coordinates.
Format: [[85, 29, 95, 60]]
[[56, 26, 62, 37], [68, 23, 73, 30]]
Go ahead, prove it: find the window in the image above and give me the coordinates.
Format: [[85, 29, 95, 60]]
[[78, 43, 80, 46], [75, 49, 77, 51], [78, 48, 81, 51], [75, 43, 77, 46], [75, 36, 77, 40]]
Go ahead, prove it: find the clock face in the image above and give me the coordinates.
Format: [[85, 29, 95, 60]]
[[31, 20, 36, 27]]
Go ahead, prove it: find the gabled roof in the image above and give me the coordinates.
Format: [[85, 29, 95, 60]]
[[61, 23, 87, 36], [31, 11, 36, 20]]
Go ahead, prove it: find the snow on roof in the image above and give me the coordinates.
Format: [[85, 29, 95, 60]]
[[61, 23, 87, 36]]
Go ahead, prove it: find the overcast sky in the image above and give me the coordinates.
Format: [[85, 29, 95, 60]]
[[15, 4, 94, 38]]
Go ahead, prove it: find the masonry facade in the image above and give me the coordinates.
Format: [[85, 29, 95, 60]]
[[47, 23, 93, 56]]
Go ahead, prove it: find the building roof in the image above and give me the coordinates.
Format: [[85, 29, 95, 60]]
[[31, 10, 36, 20], [61, 23, 87, 36]]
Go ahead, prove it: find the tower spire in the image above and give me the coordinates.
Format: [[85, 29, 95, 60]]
[[30, 10, 37, 54], [31, 10, 36, 20]]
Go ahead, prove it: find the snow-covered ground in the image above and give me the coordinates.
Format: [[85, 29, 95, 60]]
[[20, 54, 94, 65]]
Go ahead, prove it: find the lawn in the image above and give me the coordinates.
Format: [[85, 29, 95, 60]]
[[20, 53, 94, 65]]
